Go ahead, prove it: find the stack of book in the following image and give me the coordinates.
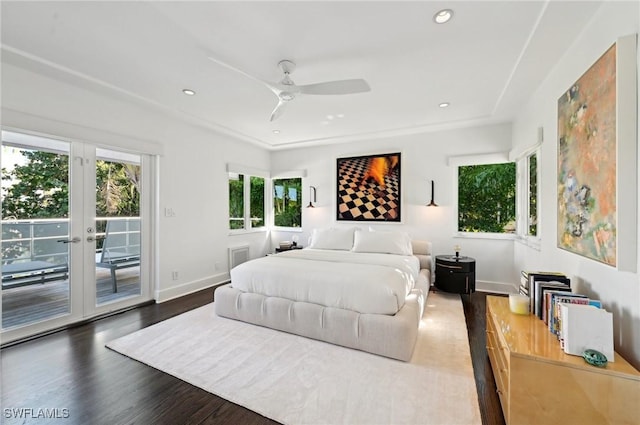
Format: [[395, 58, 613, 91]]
[[520, 271, 571, 318], [537, 281, 613, 361], [545, 291, 601, 336], [519, 271, 613, 361], [279, 241, 293, 250]]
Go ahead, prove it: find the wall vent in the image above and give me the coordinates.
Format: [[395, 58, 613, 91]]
[[229, 245, 250, 270]]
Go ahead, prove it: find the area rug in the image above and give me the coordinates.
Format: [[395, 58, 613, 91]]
[[107, 291, 481, 425]]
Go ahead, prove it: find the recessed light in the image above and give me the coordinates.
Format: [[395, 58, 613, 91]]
[[439, 102, 450, 108], [321, 121, 330, 125], [433, 9, 453, 24], [272, 130, 280, 134], [182, 89, 196, 96], [326, 114, 335, 120], [336, 114, 345, 118]]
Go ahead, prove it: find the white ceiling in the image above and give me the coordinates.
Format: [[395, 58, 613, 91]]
[[1, 1, 604, 150]]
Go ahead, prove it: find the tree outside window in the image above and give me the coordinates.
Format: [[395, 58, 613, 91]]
[[458, 162, 516, 233], [528, 153, 538, 236], [228, 173, 265, 231], [2, 148, 140, 219], [2, 145, 141, 261], [250, 176, 265, 228], [273, 178, 302, 228], [228, 173, 244, 230]]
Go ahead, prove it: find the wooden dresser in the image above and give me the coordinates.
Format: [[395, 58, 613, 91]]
[[486, 296, 640, 425]]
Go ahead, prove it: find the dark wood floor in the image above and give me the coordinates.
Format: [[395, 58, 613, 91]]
[[461, 291, 507, 425], [1, 289, 505, 425]]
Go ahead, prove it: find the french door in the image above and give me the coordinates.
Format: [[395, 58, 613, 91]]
[[1, 130, 153, 343]]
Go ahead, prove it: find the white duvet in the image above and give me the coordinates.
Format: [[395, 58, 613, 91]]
[[230, 249, 420, 315]]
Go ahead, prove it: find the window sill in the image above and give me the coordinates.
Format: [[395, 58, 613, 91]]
[[228, 228, 268, 236], [455, 232, 517, 241], [271, 227, 304, 232]]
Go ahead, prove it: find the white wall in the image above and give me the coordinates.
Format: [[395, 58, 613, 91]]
[[1, 62, 270, 303], [511, 1, 640, 368], [153, 123, 270, 301], [271, 123, 518, 290]]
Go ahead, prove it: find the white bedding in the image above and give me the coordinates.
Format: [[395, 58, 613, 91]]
[[229, 249, 420, 315]]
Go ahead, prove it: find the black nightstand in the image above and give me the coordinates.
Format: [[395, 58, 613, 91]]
[[435, 255, 476, 294]]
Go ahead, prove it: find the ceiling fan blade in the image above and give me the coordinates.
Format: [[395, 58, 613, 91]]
[[207, 56, 280, 93], [297, 79, 371, 95], [270, 99, 287, 121]]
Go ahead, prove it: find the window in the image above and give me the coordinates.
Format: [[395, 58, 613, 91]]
[[273, 177, 302, 228], [527, 152, 538, 237], [515, 146, 540, 243], [228, 173, 244, 230], [228, 172, 266, 231], [458, 162, 516, 233], [250, 176, 265, 228]]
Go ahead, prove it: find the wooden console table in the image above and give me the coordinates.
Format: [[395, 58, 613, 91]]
[[486, 295, 640, 425]]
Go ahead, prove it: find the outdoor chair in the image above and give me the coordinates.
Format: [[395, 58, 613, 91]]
[[96, 220, 140, 293]]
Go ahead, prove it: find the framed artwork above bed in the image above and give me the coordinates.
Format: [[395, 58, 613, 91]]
[[336, 152, 401, 222]]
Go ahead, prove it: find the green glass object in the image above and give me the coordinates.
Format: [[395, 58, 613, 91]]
[[582, 349, 608, 367]]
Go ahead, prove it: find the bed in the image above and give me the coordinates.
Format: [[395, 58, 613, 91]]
[[215, 228, 432, 361]]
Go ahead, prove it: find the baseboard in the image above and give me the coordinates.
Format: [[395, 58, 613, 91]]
[[156, 273, 230, 303], [476, 280, 517, 294]]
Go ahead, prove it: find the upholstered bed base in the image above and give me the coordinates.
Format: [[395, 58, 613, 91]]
[[214, 269, 430, 361]]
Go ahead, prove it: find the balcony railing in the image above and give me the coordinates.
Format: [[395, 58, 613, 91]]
[[1, 217, 140, 286], [2, 218, 70, 267]]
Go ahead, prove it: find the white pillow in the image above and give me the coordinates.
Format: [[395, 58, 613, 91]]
[[308, 228, 356, 250], [352, 229, 413, 255]]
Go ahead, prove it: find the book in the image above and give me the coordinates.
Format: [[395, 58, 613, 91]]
[[560, 303, 614, 361], [541, 289, 574, 325], [522, 270, 566, 277], [558, 299, 602, 349], [588, 300, 602, 308], [521, 271, 567, 290], [533, 280, 570, 319], [526, 273, 570, 315], [550, 294, 588, 337]]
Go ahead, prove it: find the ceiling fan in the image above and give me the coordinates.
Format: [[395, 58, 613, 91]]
[[208, 57, 371, 121]]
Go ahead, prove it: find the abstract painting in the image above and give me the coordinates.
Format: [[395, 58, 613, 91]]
[[557, 43, 616, 266], [336, 152, 401, 222]]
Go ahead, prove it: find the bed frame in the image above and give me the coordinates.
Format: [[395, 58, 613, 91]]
[[215, 240, 432, 361]]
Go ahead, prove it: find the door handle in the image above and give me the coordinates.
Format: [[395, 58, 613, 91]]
[[58, 237, 81, 244], [87, 235, 106, 242]]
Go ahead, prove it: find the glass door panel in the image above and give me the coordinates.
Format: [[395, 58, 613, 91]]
[[1, 134, 72, 329], [94, 148, 142, 306]]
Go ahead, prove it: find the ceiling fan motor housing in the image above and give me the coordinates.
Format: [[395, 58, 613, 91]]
[[278, 60, 296, 75]]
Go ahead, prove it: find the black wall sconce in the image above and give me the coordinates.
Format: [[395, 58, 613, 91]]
[[307, 186, 317, 208], [427, 180, 438, 207]]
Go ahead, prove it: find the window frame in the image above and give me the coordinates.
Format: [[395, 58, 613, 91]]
[[450, 153, 517, 240], [271, 175, 304, 231], [248, 175, 266, 229], [227, 164, 268, 235], [515, 144, 542, 249]]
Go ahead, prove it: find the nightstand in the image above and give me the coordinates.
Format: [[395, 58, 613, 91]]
[[435, 255, 476, 294]]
